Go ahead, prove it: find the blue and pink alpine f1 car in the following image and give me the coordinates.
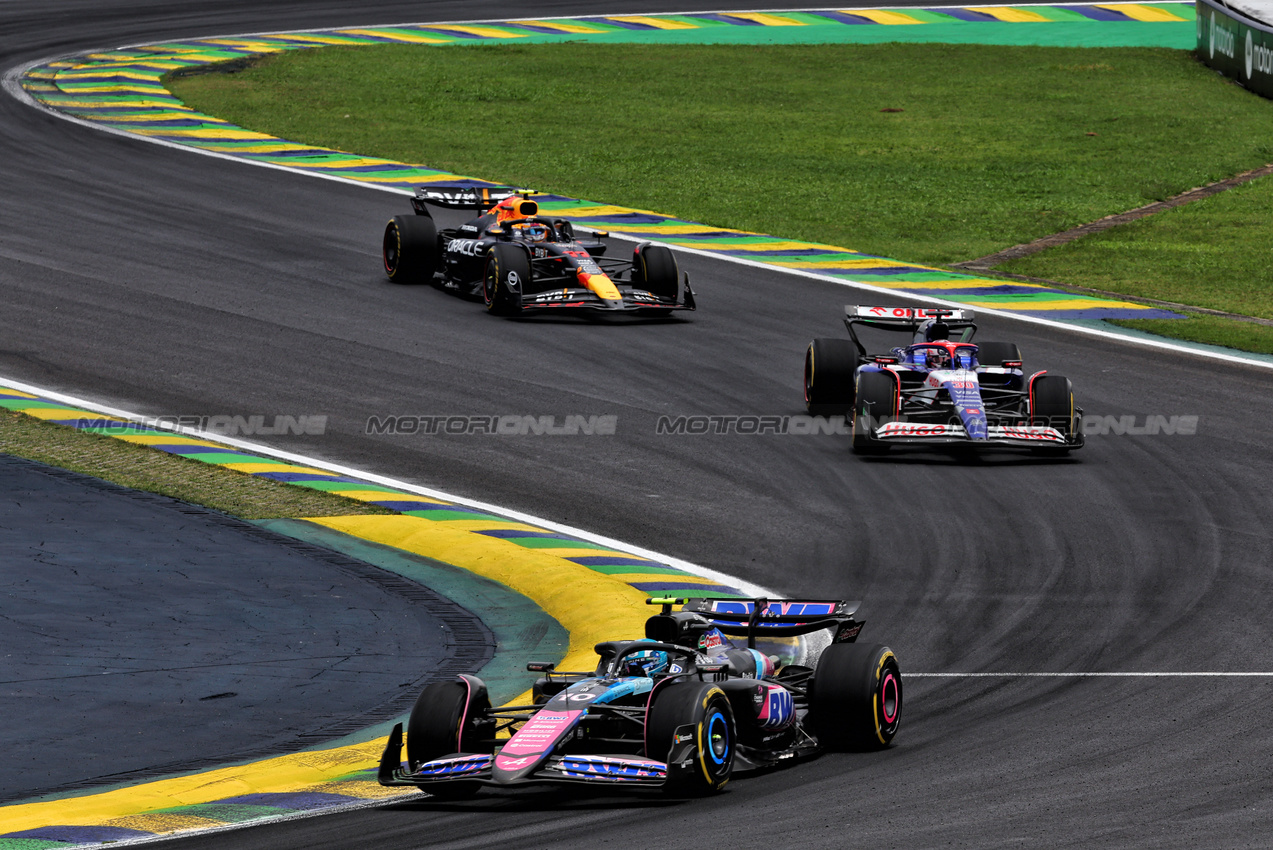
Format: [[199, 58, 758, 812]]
[[378, 597, 901, 797], [804, 306, 1084, 454]]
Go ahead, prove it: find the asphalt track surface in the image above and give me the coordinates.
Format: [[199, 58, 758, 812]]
[[4, 1, 1273, 846], [0, 454, 473, 804]]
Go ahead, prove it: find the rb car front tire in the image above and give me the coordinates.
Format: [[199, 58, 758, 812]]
[[483, 243, 530, 316]]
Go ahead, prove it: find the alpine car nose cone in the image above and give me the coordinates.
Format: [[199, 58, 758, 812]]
[[493, 709, 585, 784]]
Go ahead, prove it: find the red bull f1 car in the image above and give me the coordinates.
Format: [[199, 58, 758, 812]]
[[804, 306, 1083, 454], [378, 597, 901, 797], [382, 185, 696, 316]]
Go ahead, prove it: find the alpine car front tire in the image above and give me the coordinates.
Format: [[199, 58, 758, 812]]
[[646, 682, 734, 794], [406, 678, 491, 798], [383, 215, 438, 284], [805, 338, 858, 415], [852, 370, 898, 454], [483, 243, 529, 317], [809, 642, 902, 751]]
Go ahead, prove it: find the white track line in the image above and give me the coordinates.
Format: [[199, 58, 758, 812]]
[[0, 374, 771, 598], [6, 8, 1272, 374]]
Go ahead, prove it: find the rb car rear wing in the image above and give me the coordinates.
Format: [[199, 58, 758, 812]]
[[844, 305, 977, 356], [410, 184, 533, 215], [648, 597, 864, 648]]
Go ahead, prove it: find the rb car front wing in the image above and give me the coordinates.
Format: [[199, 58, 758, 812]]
[[870, 421, 1083, 448], [517, 281, 697, 313]]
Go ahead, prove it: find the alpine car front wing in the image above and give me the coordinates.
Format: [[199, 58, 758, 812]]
[[377, 721, 698, 791]]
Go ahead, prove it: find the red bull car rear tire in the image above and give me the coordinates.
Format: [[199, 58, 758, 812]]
[[383, 214, 438, 284]]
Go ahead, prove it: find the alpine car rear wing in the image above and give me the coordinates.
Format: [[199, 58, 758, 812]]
[[410, 183, 533, 214], [844, 305, 977, 356], [648, 597, 864, 648]]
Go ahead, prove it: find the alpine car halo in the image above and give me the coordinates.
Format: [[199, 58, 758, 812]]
[[804, 305, 1084, 454], [379, 596, 900, 797], [382, 184, 696, 316]]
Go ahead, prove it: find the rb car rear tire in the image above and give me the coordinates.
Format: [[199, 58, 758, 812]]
[[974, 341, 1022, 368], [383, 215, 438, 284], [810, 642, 902, 751], [805, 338, 858, 415], [646, 682, 734, 794]]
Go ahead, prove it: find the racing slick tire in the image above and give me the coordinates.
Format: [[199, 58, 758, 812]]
[[383, 215, 438, 284], [633, 243, 679, 299], [805, 338, 858, 415], [1030, 374, 1077, 456], [483, 242, 530, 317], [646, 681, 735, 794], [974, 341, 1022, 368], [406, 678, 492, 798], [633, 243, 680, 313], [809, 642, 901, 751], [852, 370, 898, 454]]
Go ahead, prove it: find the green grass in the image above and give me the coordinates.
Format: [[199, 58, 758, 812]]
[[1000, 176, 1273, 318], [0, 410, 389, 519], [168, 42, 1273, 266], [999, 174, 1273, 354], [1110, 316, 1273, 354]]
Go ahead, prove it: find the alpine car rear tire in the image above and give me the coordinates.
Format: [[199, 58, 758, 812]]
[[483, 242, 529, 317], [383, 215, 438, 284], [809, 642, 902, 751], [852, 370, 898, 454], [405, 678, 491, 798], [646, 682, 734, 794], [634, 243, 680, 313], [1030, 374, 1076, 455], [805, 338, 858, 415]]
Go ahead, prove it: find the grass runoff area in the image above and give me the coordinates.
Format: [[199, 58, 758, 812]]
[[0, 410, 388, 519], [171, 42, 1273, 353]]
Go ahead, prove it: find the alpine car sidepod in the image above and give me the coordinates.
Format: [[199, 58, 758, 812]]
[[382, 185, 696, 316], [804, 306, 1084, 454], [378, 596, 901, 797]]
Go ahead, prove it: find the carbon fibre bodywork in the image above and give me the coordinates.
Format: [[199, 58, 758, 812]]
[[382, 185, 695, 315], [805, 306, 1085, 453]]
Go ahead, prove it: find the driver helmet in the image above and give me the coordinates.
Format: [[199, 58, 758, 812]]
[[513, 222, 549, 242], [622, 646, 670, 677], [926, 348, 951, 369]]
